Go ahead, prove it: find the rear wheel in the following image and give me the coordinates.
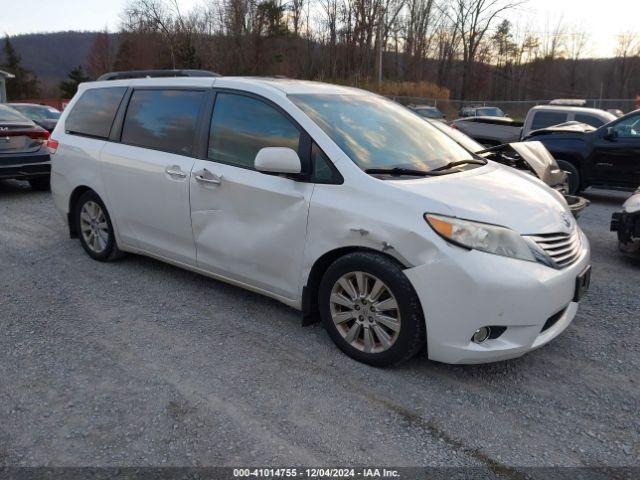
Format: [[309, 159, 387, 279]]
[[318, 252, 426, 367], [28, 176, 50, 191], [557, 160, 580, 194], [75, 190, 123, 262]]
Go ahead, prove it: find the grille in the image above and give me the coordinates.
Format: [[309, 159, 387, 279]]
[[528, 229, 581, 268]]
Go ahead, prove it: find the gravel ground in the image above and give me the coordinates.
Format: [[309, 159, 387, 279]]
[[0, 180, 638, 474]]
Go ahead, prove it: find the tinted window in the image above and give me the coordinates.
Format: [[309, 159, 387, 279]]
[[121, 89, 204, 155], [66, 87, 126, 138], [311, 143, 339, 183], [208, 93, 300, 169], [531, 111, 567, 130], [477, 107, 505, 117], [574, 114, 605, 128]]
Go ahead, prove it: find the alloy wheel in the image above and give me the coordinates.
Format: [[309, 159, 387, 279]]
[[79, 201, 110, 254], [329, 271, 401, 353]]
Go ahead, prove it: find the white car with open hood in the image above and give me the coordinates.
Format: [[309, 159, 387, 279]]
[[49, 72, 591, 366]]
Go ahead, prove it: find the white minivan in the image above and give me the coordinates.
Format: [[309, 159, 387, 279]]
[[49, 72, 591, 366]]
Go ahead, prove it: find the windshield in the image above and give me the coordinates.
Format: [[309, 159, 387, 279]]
[[289, 94, 473, 172], [426, 119, 484, 153], [11, 105, 61, 121], [477, 107, 505, 117]]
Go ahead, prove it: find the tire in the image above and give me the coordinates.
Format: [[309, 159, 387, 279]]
[[74, 190, 123, 262], [318, 252, 426, 367], [556, 160, 580, 195], [28, 176, 50, 191]]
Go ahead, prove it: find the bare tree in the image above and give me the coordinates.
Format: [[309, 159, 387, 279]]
[[444, 0, 523, 99]]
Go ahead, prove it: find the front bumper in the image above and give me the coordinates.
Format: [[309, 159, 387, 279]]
[[0, 152, 50, 180], [404, 229, 591, 364], [611, 210, 640, 257]]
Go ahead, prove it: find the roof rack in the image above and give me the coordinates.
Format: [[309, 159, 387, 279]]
[[97, 69, 221, 81]]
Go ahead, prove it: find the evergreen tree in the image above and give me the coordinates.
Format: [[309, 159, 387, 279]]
[[1, 36, 40, 99], [59, 65, 90, 98]]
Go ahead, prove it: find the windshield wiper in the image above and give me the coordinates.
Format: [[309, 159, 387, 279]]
[[364, 167, 443, 176], [429, 159, 487, 172]]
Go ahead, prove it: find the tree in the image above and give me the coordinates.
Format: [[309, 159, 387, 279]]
[[445, 0, 523, 99], [86, 30, 116, 79], [59, 66, 90, 98], [1, 36, 40, 100]]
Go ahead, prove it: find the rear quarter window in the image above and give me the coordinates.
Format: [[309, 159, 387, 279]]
[[65, 87, 127, 138], [531, 111, 567, 130]]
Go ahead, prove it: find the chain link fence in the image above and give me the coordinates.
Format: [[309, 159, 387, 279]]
[[389, 97, 638, 121]]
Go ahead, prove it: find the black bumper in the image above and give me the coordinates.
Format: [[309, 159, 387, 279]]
[[611, 210, 640, 256], [0, 152, 50, 180]]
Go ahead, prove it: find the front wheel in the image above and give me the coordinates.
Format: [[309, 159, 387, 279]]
[[556, 160, 580, 195], [318, 252, 426, 367]]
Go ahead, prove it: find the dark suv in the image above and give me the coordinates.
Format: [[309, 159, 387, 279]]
[[525, 109, 640, 194]]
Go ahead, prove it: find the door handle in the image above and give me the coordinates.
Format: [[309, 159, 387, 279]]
[[194, 168, 223, 185], [165, 165, 187, 178], [596, 162, 613, 167]]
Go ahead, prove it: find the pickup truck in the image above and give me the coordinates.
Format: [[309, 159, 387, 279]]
[[524, 109, 640, 194], [451, 105, 617, 147]]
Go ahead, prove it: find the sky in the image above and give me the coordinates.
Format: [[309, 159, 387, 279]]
[[0, 0, 638, 58]]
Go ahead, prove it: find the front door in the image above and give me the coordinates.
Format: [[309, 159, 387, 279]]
[[100, 88, 206, 265], [592, 113, 640, 188], [189, 91, 313, 300]]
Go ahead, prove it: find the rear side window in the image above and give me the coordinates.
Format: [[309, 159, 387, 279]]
[[574, 114, 605, 127], [65, 87, 126, 138], [121, 89, 205, 156], [208, 93, 300, 169], [531, 111, 567, 130]]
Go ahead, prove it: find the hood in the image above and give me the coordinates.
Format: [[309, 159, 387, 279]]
[[480, 141, 567, 187], [388, 163, 573, 235], [527, 121, 596, 138]]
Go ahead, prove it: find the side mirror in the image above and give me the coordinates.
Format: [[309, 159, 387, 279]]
[[254, 147, 301, 175], [604, 127, 617, 140]]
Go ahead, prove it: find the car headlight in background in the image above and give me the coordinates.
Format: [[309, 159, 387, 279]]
[[425, 214, 536, 262]]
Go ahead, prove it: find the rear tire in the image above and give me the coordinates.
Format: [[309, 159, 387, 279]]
[[75, 190, 123, 262], [318, 252, 426, 367], [557, 160, 580, 194], [28, 177, 50, 191]]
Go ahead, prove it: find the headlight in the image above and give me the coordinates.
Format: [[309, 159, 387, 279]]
[[425, 213, 536, 262]]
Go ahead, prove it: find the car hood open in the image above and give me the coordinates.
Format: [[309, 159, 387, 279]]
[[388, 164, 573, 235]]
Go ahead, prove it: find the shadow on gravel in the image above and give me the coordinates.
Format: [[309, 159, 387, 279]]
[[582, 188, 630, 205], [0, 179, 46, 197]]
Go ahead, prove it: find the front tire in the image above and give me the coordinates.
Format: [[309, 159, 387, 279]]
[[318, 252, 426, 367], [557, 160, 580, 194], [75, 190, 122, 262]]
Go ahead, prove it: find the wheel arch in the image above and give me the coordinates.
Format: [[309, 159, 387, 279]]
[[301, 246, 410, 326], [67, 185, 95, 238]]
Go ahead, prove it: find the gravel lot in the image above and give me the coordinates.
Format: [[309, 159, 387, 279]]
[[0, 180, 638, 474]]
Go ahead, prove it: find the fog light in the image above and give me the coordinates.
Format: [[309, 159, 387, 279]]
[[472, 327, 491, 344]]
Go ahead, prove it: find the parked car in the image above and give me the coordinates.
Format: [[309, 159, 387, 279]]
[[458, 106, 507, 118], [409, 105, 446, 121], [50, 72, 591, 366], [0, 103, 51, 190], [453, 105, 617, 147], [427, 120, 589, 217], [611, 188, 640, 257], [524, 109, 640, 194], [450, 116, 523, 146], [9, 103, 61, 132], [606, 109, 624, 118]]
